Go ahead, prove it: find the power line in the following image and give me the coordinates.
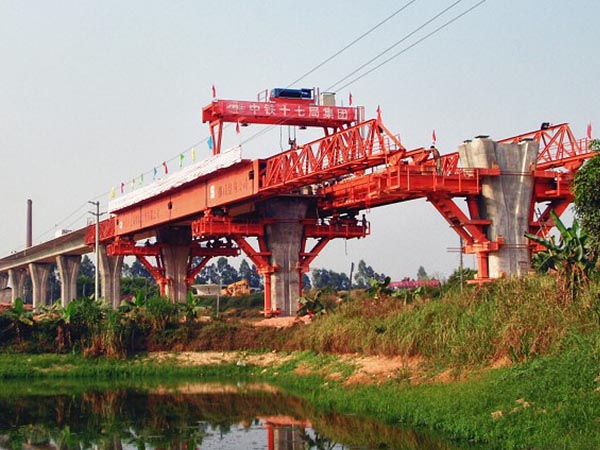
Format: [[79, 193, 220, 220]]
[[334, 0, 488, 92], [326, 0, 465, 92], [286, 0, 419, 87]]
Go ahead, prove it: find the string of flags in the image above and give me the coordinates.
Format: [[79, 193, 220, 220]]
[[109, 85, 227, 201]]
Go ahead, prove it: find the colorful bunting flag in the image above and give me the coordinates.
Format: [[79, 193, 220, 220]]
[[587, 122, 593, 139], [153, 167, 158, 180], [179, 153, 185, 167], [432, 129, 437, 144], [348, 92, 353, 106], [212, 84, 216, 98], [376, 105, 382, 123], [191, 147, 197, 162], [207, 136, 214, 150], [120, 182, 125, 194], [139, 173, 144, 186], [162, 161, 169, 174], [110, 187, 116, 200]]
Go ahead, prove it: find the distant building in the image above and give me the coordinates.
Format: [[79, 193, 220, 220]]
[[389, 279, 440, 290], [191, 284, 221, 297]]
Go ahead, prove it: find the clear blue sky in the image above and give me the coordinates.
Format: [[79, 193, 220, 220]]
[[1, 0, 598, 280]]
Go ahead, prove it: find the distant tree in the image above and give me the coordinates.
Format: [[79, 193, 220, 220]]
[[238, 259, 262, 288], [417, 266, 429, 280], [215, 257, 239, 285], [573, 140, 600, 257], [80, 255, 95, 278], [312, 268, 350, 290], [354, 259, 376, 288], [302, 273, 311, 290], [129, 259, 152, 279], [77, 255, 95, 298]]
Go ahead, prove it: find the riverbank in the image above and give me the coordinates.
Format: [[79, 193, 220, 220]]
[[1, 334, 598, 450], [1, 275, 599, 449]]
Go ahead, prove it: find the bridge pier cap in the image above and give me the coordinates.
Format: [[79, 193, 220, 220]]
[[459, 137, 539, 278]]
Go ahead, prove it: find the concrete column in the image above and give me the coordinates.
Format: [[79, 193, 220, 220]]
[[264, 198, 309, 316], [157, 226, 192, 303], [56, 255, 81, 307], [29, 263, 51, 310], [8, 268, 27, 304], [459, 138, 538, 278], [0, 273, 8, 290], [99, 246, 123, 308]]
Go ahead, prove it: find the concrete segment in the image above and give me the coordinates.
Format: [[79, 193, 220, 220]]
[[157, 227, 192, 303], [56, 255, 81, 307], [99, 245, 123, 308], [8, 268, 26, 304], [29, 263, 51, 310], [459, 138, 538, 277], [264, 198, 309, 316]]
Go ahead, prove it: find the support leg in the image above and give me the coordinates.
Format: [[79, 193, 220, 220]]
[[99, 246, 123, 308]]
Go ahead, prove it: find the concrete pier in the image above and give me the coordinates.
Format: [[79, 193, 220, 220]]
[[99, 245, 123, 307], [29, 263, 51, 309], [459, 138, 538, 277], [157, 226, 192, 303], [8, 268, 26, 304], [264, 198, 309, 316], [56, 255, 81, 307], [0, 273, 7, 290]]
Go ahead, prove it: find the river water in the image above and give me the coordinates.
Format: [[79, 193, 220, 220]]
[[0, 380, 472, 450]]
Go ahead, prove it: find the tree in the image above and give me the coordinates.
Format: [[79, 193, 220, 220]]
[[311, 268, 350, 290], [526, 210, 597, 301], [215, 257, 239, 285], [354, 260, 376, 288], [77, 255, 95, 298], [573, 139, 600, 258], [129, 260, 152, 279], [417, 266, 429, 280], [238, 259, 261, 288], [302, 273, 311, 290]]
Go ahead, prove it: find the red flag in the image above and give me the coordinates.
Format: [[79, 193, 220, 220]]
[[376, 105, 382, 122], [162, 161, 169, 174], [348, 92, 353, 106], [587, 122, 592, 139], [235, 121, 240, 134], [212, 84, 216, 98], [432, 129, 437, 144]]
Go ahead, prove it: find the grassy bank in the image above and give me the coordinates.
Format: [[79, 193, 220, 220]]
[[1, 275, 599, 449]]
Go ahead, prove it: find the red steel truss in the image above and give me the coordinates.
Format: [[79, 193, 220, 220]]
[[190, 214, 368, 315], [84, 89, 594, 300]]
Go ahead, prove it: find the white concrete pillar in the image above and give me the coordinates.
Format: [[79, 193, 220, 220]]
[[29, 263, 51, 310], [459, 138, 539, 277], [56, 255, 81, 307], [99, 246, 123, 308], [0, 273, 8, 290], [264, 198, 309, 316], [8, 268, 27, 304], [157, 227, 192, 303]]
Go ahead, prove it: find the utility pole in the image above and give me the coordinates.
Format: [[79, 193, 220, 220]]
[[88, 201, 101, 301]]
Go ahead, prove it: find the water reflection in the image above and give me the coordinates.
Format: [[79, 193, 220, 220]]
[[0, 381, 470, 450]]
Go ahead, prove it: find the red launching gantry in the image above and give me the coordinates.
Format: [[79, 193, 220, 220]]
[[83, 86, 594, 314]]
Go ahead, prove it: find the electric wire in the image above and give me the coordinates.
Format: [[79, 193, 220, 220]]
[[286, 0, 419, 87], [325, 0, 465, 92], [333, 0, 488, 92]]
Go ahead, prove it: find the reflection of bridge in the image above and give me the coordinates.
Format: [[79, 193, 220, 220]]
[[0, 89, 594, 315]]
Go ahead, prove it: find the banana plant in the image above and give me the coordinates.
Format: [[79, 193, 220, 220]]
[[525, 210, 597, 299]]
